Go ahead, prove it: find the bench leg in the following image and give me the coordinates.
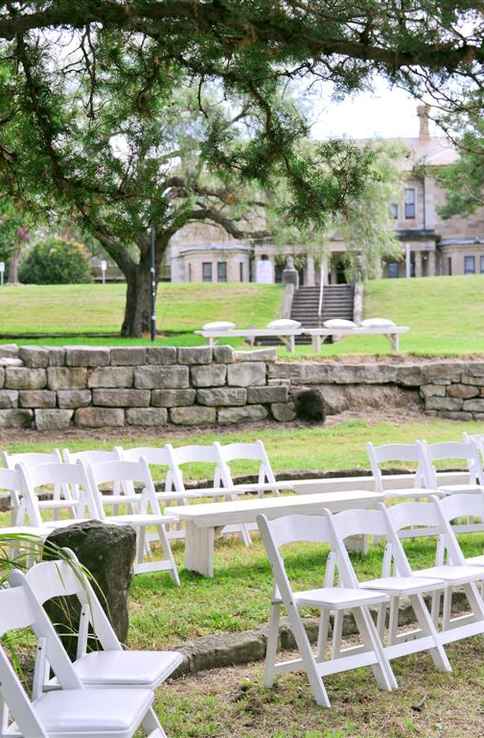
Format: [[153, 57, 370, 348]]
[[288, 335, 295, 353], [184, 522, 215, 577], [387, 333, 399, 352], [312, 335, 321, 352]]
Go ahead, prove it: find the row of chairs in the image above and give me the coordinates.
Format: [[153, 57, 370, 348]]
[[0, 548, 181, 738], [258, 491, 484, 707]]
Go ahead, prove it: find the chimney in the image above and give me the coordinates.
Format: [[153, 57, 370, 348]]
[[417, 104, 430, 141]]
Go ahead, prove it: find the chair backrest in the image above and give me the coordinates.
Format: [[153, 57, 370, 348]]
[[1, 449, 62, 470], [367, 442, 425, 493], [214, 440, 278, 491], [86, 457, 161, 517], [63, 448, 121, 465], [0, 467, 23, 509], [433, 493, 484, 565], [326, 508, 390, 586], [165, 443, 220, 492], [117, 445, 171, 466], [418, 439, 483, 487], [16, 461, 98, 526]]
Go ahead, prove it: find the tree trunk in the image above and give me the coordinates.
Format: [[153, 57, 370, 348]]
[[8, 243, 22, 284], [121, 262, 153, 337]]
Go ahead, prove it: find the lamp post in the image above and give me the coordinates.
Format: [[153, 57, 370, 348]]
[[150, 225, 156, 342], [100, 259, 107, 285]]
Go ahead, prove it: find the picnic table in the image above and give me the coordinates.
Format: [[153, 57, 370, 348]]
[[304, 325, 410, 352], [195, 327, 302, 352]]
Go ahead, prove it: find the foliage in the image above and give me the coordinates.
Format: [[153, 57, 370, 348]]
[[19, 238, 92, 285]]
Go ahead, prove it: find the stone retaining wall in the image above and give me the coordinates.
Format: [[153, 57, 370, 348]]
[[1, 343, 483, 429]]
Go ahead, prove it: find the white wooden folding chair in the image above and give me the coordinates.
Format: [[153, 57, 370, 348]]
[[85, 458, 180, 583], [1, 450, 65, 524], [257, 512, 396, 707], [327, 507, 451, 674], [11, 550, 183, 696], [381, 499, 484, 647], [64, 448, 134, 514], [0, 585, 165, 738], [0, 468, 46, 563], [419, 439, 484, 495], [434, 492, 484, 572], [367, 442, 428, 496]]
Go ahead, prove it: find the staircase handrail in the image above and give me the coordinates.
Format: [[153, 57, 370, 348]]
[[317, 262, 325, 323]]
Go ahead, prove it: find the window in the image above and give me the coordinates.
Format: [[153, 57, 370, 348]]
[[464, 255, 476, 274], [217, 261, 227, 282], [480, 256, 484, 273], [239, 262, 244, 282], [404, 188, 416, 219], [389, 203, 399, 219], [387, 261, 400, 278], [202, 262, 213, 282]]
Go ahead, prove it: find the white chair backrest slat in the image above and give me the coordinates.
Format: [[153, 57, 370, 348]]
[[419, 439, 484, 487], [215, 440, 278, 492], [63, 448, 121, 465], [117, 445, 171, 466], [1, 450, 62, 470], [367, 442, 425, 493], [86, 458, 161, 517]]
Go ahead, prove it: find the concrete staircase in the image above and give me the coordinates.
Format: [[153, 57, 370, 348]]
[[290, 284, 355, 344]]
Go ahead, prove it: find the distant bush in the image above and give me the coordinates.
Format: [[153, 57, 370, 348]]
[[19, 238, 93, 284]]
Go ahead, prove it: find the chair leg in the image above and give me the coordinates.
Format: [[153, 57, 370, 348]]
[[409, 594, 451, 673], [331, 610, 344, 658], [388, 596, 399, 645], [263, 603, 281, 688], [286, 603, 331, 708], [156, 524, 180, 586], [353, 606, 397, 692], [136, 527, 146, 566], [142, 707, 167, 738], [316, 608, 331, 661]]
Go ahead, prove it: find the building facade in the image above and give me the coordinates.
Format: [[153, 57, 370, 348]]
[[168, 107, 484, 285]]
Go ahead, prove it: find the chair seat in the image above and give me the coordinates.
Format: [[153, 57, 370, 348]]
[[293, 587, 389, 610], [415, 564, 484, 585], [382, 488, 443, 500], [438, 484, 482, 495], [107, 513, 173, 527], [73, 649, 184, 688], [466, 554, 484, 567], [32, 687, 153, 738], [362, 576, 444, 596]]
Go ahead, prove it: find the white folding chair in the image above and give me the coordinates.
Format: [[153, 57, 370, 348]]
[[0, 468, 46, 563], [367, 441, 429, 497], [381, 499, 484, 646], [86, 458, 180, 583], [0, 585, 164, 738], [1, 450, 65, 524], [434, 492, 484, 569], [257, 512, 396, 707], [11, 550, 183, 696], [64, 448, 133, 514], [419, 439, 484, 495], [327, 507, 451, 674]]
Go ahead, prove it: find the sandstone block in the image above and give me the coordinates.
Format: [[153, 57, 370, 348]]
[[19, 390, 56, 408], [134, 365, 189, 389], [447, 384, 479, 399], [47, 367, 88, 390], [423, 362, 463, 384], [145, 347, 177, 365], [197, 388, 247, 406], [88, 367, 134, 388], [126, 407, 168, 426], [93, 389, 150, 407], [191, 364, 227, 387], [420, 384, 446, 398], [218, 405, 268, 425], [462, 398, 484, 412], [0, 344, 19, 358], [57, 390, 92, 408], [6, 367, 47, 390], [75, 407, 125, 428], [0, 390, 18, 409], [19, 346, 49, 368], [461, 375, 484, 386], [271, 402, 296, 422], [35, 409, 73, 431], [48, 348, 66, 366], [393, 364, 425, 386], [0, 358, 23, 368], [247, 385, 288, 404], [213, 345, 234, 364], [268, 378, 291, 387], [110, 347, 147, 365], [0, 409, 33, 428], [169, 406, 216, 426], [227, 362, 266, 387], [151, 389, 196, 407], [440, 411, 473, 421], [465, 362, 484, 377], [425, 396, 463, 411], [0, 367, 3, 389], [234, 348, 277, 363], [177, 346, 212, 365], [65, 347, 110, 367]]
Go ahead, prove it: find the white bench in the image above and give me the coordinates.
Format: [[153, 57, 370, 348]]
[[195, 327, 303, 352], [165, 489, 382, 576], [304, 325, 410, 352]]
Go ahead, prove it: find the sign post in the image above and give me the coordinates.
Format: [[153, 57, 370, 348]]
[[100, 259, 107, 285], [150, 225, 156, 342], [0, 262, 4, 287]]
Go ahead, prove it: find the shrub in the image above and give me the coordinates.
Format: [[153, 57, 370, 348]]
[[19, 238, 93, 284]]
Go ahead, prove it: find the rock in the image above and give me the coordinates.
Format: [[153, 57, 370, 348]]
[[0, 390, 18, 409], [169, 406, 216, 426], [247, 385, 288, 404], [19, 347, 49, 368], [92, 389, 150, 407], [420, 384, 446, 398], [447, 384, 479, 399], [0, 358, 23, 368], [461, 375, 484, 386], [271, 402, 296, 422], [191, 364, 227, 388], [319, 384, 421, 415], [440, 411, 473, 421], [425, 396, 463, 411], [57, 390, 92, 408], [393, 364, 426, 386], [465, 362, 484, 377], [47, 367, 88, 390], [0, 368, 3, 389], [422, 362, 463, 384], [462, 398, 484, 412], [48, 348, 66, 366], [234, 348, 277, 363], [88, 367, 134, 388], [19, 390, 56, 408], [217, 405, 268, 425], [35, 409, 73, 431], [177, 346, 212, 365], [227, 362, 266, 387], [75, 407, 125, 427], [0, 409, 33, 428], [126, 408, 168, 426], [44, 520, 137, 656], [213, 345, 234, 364], [65, 347, 111, 367], [151, 389, 196, 407], [5, 367, 47, 390], [145, 347, 177, 365], [197, 388, 247, 406], [0, 344, 19, 358], [110, 347, 147, 365], [294, 389, 326, 423], [134, 366, 189, 389]]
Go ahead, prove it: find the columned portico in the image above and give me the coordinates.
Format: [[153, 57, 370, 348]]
[[414, 251, 423, 278]]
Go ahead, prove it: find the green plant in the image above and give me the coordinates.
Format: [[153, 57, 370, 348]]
[[19, 238, 92, 285]]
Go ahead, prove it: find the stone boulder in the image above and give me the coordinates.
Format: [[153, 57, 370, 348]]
[[294, 388, 326, 423]]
